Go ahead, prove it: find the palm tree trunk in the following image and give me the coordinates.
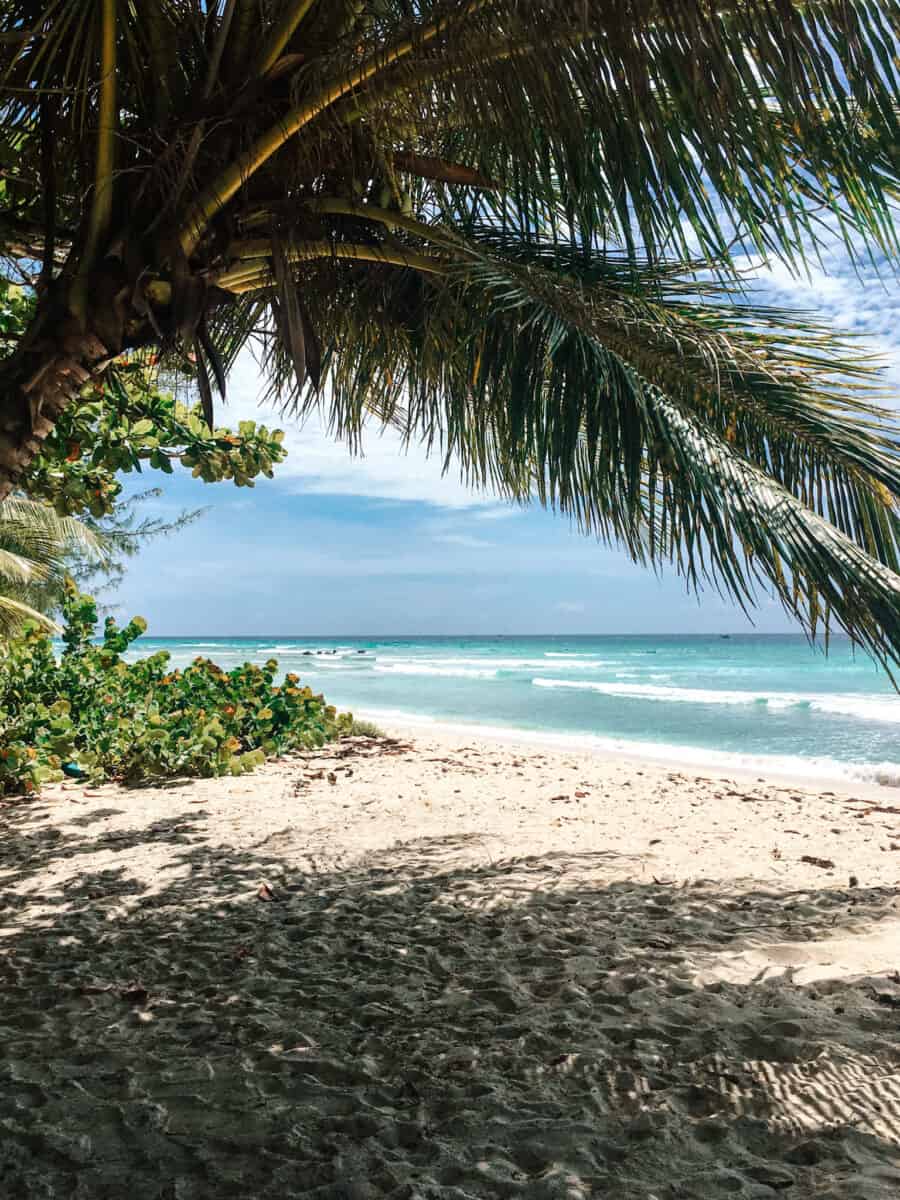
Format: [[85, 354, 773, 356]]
[[0, 301, 110, 502]]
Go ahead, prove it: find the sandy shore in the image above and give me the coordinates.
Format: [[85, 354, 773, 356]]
[[2, 725, 899, 1198]]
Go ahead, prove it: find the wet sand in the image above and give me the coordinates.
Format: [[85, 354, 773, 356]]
[[1, 726, 899, 1198]]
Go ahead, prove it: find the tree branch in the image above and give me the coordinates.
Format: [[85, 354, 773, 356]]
[[255, 0, 318, 79], [72, 0, 117, 318], [393, 151, 497, 190], [216, 240, 447, 291], [180, 0, 492, 253], [298, 197, 465, 250]]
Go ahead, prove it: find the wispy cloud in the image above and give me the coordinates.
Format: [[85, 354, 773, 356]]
[[556, 600, 586, 614], [472, 506, 522, 522], [433, 533, 494, 549], [738, 245, 900, 399]]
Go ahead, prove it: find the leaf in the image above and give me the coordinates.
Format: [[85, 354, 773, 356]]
[[271, 237, 307, 391], [296, 294, 321, 391], [197, 315, 227, 399], [194, 338, 215, 430]]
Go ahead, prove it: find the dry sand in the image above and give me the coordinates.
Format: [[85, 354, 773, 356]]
[[1, 724, 899, 1199]]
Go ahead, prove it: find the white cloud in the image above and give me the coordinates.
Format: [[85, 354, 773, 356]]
[[472, 505, 523, 521], [221, 352, 502, 509], [433, 533, 494, 549], [555, 600, 586, 614], [739, 250, 900, 399]]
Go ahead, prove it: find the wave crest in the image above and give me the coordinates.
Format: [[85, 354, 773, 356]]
[[375, 664, 498, 680], [531, 679, 900, 723]]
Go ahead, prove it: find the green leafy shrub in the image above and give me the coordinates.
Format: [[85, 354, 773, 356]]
[[0, 581, 352, 795], [344, 719, 384, 738]]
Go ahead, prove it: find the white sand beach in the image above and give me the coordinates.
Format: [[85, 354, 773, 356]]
[[2, 725, 899, 1198]]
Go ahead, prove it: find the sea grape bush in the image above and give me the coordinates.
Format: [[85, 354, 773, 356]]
[[0, 582, 351, 795], [24, 361, 288, 519], [2, 279, 289, 520]]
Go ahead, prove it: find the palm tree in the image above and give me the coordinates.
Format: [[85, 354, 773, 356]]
[[1, 1, 899, 659], [0, 496, 103, 634]]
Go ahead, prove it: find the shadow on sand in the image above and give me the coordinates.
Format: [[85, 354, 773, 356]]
[[1, 798, 899, 1199]]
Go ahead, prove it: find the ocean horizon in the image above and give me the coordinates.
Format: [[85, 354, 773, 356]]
[[123, 633, 900, 789]]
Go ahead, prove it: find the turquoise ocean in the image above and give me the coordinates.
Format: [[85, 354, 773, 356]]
[[127, 635, 900, 788]]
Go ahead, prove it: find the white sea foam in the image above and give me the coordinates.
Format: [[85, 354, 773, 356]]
[[532, 678, 900, 723], [354, 707, 900, 789], [544, 651, 606, 658], [374, 664, 499, 680], [383, 656, 614, 671]]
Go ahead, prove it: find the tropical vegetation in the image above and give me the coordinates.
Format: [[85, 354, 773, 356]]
[[0, 1, 899, 665], [1, 274, 285, 614], [0, 580, 352, 795], [1, 278, 287, 520], [0, 494, 103, 634]]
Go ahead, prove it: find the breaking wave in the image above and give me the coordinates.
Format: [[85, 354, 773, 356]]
[[532, 679, 900, 724]]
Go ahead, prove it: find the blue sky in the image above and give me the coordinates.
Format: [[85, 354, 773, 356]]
[[109, 244, 900, 636]]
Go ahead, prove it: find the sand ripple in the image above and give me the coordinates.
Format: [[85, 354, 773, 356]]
[[1, 740, 899, 1199]]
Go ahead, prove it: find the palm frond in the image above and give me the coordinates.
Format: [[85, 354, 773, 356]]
[[0, 544, 48, 584], [0, 592, 59, 637], [0, 496, 106, 567], [273, 231, 900, 661], [2, 0, 900, 660], [0, 496, 105, 635]]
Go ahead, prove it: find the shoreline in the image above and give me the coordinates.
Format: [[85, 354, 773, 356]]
[[354, 708, 900, 796]]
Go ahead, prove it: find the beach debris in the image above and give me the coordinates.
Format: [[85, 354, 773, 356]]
[[257, 882, 275, 901], [119, 982, 148, 1004], [575, 790, 589, 798], [80, 982, 114, 995], [800, 855, 835, 869], [849, 874, 859, 887]]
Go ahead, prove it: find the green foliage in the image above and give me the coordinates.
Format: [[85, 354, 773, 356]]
[[0, 496, 105, 636], [25, 355, 287, 519], [0, 581, 352, 796], [0, 277, 31, 348], [0, 279, 287, 518], [344, 718, 384, 738]]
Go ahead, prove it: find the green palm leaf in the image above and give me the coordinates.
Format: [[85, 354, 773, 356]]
[[0, 497, 105, 635]]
